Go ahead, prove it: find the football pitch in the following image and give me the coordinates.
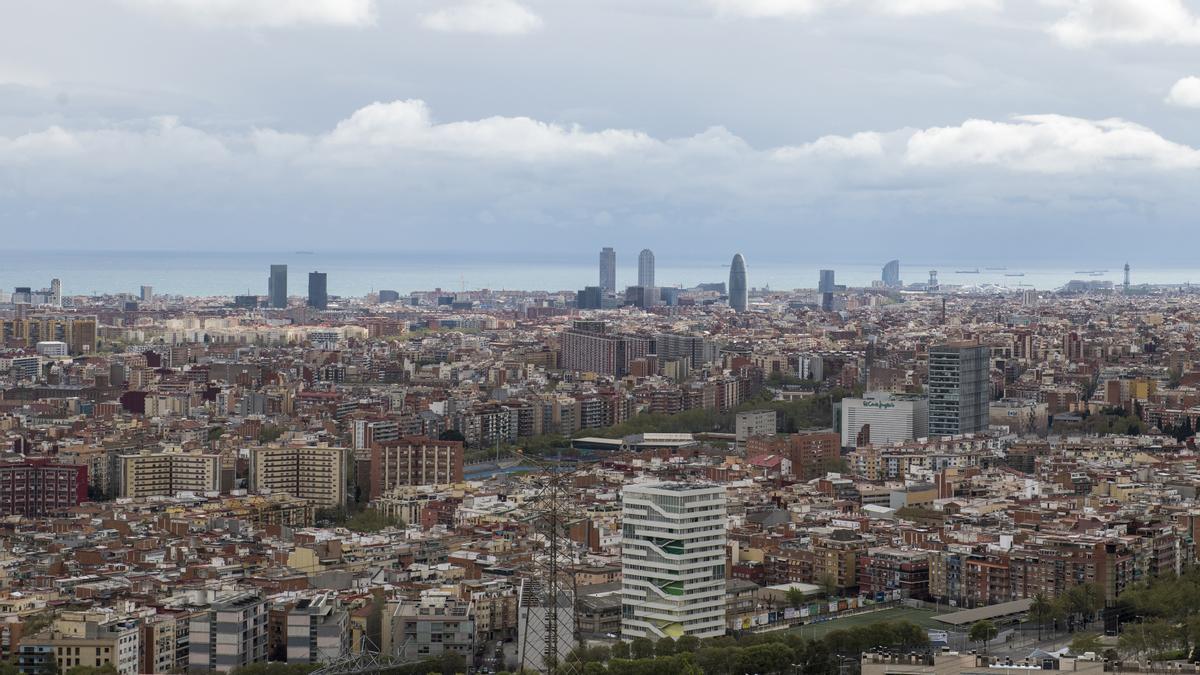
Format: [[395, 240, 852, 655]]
[[787, 606, 943, 640]]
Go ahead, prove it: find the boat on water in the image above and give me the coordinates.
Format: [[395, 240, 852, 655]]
[[985, 267, 1007, 270], [955, 268, 979, 274], [1005, 273, 1025, 277]]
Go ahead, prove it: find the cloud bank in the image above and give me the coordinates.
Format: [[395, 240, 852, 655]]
[[420, 0, 543, 35]]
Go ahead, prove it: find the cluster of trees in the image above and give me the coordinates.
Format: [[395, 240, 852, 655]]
[[585, 388, 850, 440], [1110, 570, 1200, 661], [314, 507, 403, 532], [496, 620, 932, 675], [228, 653, 465, 675], [1026, 583, 1105, 639]]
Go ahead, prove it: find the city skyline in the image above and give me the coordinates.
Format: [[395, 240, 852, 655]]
[[4, 2, 1200, 257]]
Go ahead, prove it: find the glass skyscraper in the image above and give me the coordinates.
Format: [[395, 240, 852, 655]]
[[268, 264, 287, 309], [928, 342, 990, 436], [638, 249, 655, 288], [599, 247, 616, 293], [728, 253, 747, 312]]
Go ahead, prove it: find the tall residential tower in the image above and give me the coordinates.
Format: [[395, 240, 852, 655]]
[[621, 482, 726, 640], [927, 342, 990, 437]]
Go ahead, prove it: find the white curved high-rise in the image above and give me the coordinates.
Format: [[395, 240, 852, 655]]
[[728, 253, 747, 312], [621, 482, 727, 640], [638, 249, 655, 288]]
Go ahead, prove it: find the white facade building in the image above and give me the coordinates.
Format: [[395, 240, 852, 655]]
[[840, 392, 929, 448], [735, 410, 777, 446], [621, 482, 726, 640], [36, 341, 69, 357]]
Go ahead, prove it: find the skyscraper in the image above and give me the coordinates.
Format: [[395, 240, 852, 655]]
[[307, 271, 328, 310], [599, 247, 616, 293], [728, 253, 747, 312], [882, 260, 901, 288], [621, 482, 726, 640], [927, 342, 990, 437], [638, 249, 655, 288], [268, 264, 288, 309], [49, 278, 61, 307], [819, 269, 835, 311], [140, 285, 153, 302]]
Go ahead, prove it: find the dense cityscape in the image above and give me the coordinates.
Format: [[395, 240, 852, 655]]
[[2, 250, 1199, 675]]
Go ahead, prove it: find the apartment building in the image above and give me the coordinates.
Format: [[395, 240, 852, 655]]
[[384, 596, 475, 662], [188, 590, 268, 673], [249, 446, 347, 508], [0, 458, 88, 517], [284, 592, 349, 664], [119, 449, 221, 498], [19, 611, 140, 675], [369, 437, 463, 500], [621, 482, 727, 640]]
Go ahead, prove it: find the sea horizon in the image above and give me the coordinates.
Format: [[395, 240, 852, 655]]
[[2, 249, 1190, 298]]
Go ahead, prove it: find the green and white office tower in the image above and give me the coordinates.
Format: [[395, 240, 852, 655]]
[[621, 482, 727, 640]]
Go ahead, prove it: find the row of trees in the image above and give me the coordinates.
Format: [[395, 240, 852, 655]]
[[524, 619, 932, 675]]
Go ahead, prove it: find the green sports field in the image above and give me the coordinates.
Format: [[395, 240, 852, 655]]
[[787, 606, 942, 640]]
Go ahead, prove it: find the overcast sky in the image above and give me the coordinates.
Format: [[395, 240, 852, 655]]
[[3, 0, 1200, 263]]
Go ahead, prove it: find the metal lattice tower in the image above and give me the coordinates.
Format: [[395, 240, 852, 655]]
[[518, 452, 591, 675]]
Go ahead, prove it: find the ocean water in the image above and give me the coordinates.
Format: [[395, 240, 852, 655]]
[[1, 250, 1194, 297]]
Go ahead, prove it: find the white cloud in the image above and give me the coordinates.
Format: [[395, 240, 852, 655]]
[[1048, 0, 1200, 47], [319, 100, 653, 160], [707, 0, 997, 18], [119, 0, 376, 28], [420, 0, 543, 35], [905, 114, 1200, 172], [1166, 76, 1200, 108], [878, 0, 1000, 16], [5, 103, 1199, 177], [772, 132, 885, 159]]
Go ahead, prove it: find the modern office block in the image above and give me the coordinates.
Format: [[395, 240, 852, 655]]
[[307, 272, 328, 310]]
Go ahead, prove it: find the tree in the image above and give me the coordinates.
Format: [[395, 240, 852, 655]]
[[611, 642, 631, 660], [969, 620, 998, 654], [1070, 633, 1103, 656], [655, 637, 676, 658], [786, 586, 807, 608], [439, 429, 466, 444], [630, 637, 655, 660], [1029, 593, 1055, 641], [675, 635, 701, 655]]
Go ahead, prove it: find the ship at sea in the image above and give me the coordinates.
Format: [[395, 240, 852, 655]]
[[955, 268, 980, 274], [1005, 273, 1025, 277], [985, 267, 1007, 270]]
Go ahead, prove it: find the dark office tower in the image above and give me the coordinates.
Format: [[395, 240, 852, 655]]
[[728, 254, 747, 312], [599, 247, 616, 293], [378, 290, 400, 303], [819, 269, 835, 311], [268, 264, 288, 309], [882, 260, 901, 288], [638, 249, 655, 288], [576, 286, 602, 310], [928, 342, 990, 437], [818, 269, 835, 293], [307, 271, 328, 310]]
